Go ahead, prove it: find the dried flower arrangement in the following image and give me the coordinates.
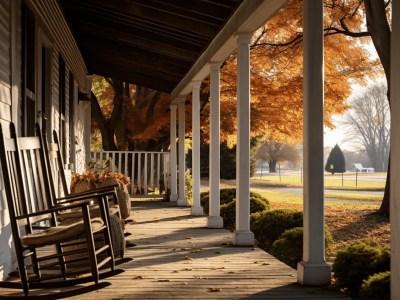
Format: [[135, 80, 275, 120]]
[[71, 171, 131, 191]]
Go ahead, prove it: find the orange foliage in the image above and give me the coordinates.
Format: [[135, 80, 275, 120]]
[[204, 0, 380, 145]]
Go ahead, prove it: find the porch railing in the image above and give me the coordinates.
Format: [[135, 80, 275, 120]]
[[90, 150, 170, 197]]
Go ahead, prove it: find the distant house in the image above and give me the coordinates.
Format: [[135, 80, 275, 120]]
[[352, 163, 375, 173]]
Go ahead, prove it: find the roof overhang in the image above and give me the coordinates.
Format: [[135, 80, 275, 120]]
[[60, 0, 288, 99], [171, 0, 288, 101]]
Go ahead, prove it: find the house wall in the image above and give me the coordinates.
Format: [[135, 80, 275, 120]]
[[0, 0, 90, 280]]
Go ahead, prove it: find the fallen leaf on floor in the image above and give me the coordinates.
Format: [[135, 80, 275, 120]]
[[184, 256, 193, 260], [208, 288, 222, 292], [172, 270, 179, 273], [183, 268, 192, 271], [158, 279, 171, 282], [133, 276, 144, 279], [186, 236, 193, 239], [262, 263, 270, 265]]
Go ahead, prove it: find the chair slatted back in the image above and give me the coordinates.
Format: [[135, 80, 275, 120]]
[[40, 129, 68, 199], [17, 136, 53, 216], [0, 123, 54, 230], [0, 133, 26, 222]]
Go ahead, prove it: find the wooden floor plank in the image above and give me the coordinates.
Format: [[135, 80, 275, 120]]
[[0, 201, 350, 299]]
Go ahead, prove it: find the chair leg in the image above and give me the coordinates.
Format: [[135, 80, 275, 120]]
[[18, 259, 29, 297], [31, 249, 41, 279], [55, 243, 67, 280], [82, 206, 99, 285]]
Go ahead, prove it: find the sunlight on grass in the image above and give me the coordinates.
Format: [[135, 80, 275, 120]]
[[252, 189, 381, 210], [252, 173, 385, 190], [324, 192, 382, 202]]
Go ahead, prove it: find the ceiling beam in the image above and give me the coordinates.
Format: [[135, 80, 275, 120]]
[[73, 0, 220, 39]]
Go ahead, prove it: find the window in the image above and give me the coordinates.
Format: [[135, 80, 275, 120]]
[[68, 71, 75, 169], [21, 3, 36, 136], [59, 55, 67, 162]]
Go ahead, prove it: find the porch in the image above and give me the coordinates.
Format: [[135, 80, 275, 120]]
[[0, 201, 348, 299]]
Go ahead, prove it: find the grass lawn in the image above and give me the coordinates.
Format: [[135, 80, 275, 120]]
[[252, 172, 386, 190]]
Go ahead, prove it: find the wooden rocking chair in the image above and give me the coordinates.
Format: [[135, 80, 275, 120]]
[[0, 123, 114, 296]]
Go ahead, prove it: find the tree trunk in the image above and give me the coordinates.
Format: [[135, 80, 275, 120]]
[[269, 160, 277, 173], [364, 0, 391, 216], [91, 92, 117, 151], [378, 155, 390, 217]]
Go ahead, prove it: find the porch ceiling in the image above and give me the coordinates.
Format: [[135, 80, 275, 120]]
[[59, 0, 244, 93]]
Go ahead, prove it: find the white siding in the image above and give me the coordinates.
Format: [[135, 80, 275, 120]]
[[0, 0, 11, 124], [0, 0, 16, 281], [27, 0, 88, 92]]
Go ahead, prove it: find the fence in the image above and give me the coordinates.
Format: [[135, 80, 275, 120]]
[[90, 150, 170, 197]]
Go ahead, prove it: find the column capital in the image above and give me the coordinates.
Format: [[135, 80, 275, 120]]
[[191, 80, 202, 89], [210, 61, 223, 70], [236, 32, 253, 44], [176, 96, 186, 104], [170, 104, 177, 110]]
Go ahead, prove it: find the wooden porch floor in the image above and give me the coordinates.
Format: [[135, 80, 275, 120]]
[[0, 201, 349, 299]]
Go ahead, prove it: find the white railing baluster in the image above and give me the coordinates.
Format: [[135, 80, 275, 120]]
[[124, 153, 128, 177], [144, 153, 148, 195], [150, 153, 154, 189], [156, 153, 160, 190], [138, 154, 141, 194], [89, 150, 169, 198], [131, 152, 135, 195]]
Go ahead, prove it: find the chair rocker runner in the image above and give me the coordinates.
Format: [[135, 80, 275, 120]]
[[0, 123, 115, 296]]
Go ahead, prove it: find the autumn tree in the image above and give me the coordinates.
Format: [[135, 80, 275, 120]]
[[90, 0, 386, 210], [342, 82, 390, 171], [91, 76, 172, 151], [255, 138, 301, 173], [325, 144, 346, 174], [323, 0, 391, 216]]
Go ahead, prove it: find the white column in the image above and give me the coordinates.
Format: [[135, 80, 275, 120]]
[[177, 99, 187, 206], [233, 33, 254, 246], [391, 0, 400, 298], [169, 104, 178, 201], [207, 62, 223, 228], [297, 0, 330, 286], [191, 81, 204, 215], [208, 62, 223, 228]]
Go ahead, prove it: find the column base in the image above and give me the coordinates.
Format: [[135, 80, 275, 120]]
[[191, 206, 204, 216], [297, 261, 331, 286], [207, 216, 223, 228], [232, 230, 254, 246], [169, 193, 178, 202], [177, 198, 187, 207]]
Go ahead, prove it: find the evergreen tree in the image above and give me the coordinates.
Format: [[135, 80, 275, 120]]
[[325, 144, 346, 174]]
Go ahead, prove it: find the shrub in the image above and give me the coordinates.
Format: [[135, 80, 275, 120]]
[[332, 240, 390, 296], [185, 169, 193, 206], [220, 197, 270, 230], [358, 271, 390, 300], [186, 142, 256, 179], [271, 226, 333, 269], [251, 209, 303, 249], [200, 188, 269, 214]]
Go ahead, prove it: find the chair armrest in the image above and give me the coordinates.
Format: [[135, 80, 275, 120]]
[[56, 190, 116, 204], [16, 199, 96, 220], [58, 185, 119, 201]]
